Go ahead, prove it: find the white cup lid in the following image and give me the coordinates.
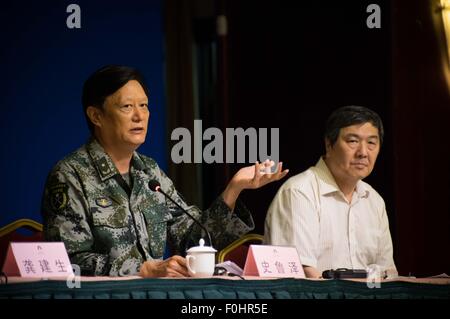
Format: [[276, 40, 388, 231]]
[[186, 238, 217, 253]]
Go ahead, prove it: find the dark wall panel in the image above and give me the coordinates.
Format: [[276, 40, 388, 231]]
[[0, 0, 166, 227]]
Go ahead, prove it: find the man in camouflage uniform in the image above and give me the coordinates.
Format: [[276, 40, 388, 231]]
[[41, 65, 288, 277], [42, 138, 255, 276]]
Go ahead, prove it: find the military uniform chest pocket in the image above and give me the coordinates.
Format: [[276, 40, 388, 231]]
[[140, 204, 173, 258], [91, 204, 129, 228]]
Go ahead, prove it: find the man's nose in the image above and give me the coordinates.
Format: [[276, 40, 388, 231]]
[[132, 105, 144, 121], [356, 142, 369, 157]]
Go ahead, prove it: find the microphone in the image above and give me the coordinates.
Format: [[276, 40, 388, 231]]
[[148, 179, 213, 247]]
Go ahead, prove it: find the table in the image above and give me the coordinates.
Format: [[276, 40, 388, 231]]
[[0, 276, 449, 299]]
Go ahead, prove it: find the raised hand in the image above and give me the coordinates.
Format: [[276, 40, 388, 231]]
[[222, 159, 289, 210], [231, 160, 289, 190]]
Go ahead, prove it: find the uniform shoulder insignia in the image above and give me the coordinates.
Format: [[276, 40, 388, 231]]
[[97, 157, 112, 176], [49, 183, 69, 211]]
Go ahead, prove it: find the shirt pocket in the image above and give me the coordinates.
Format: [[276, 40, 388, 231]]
[[140, 204, 172, 259], [90, 204, 130, 254], [91, 205, 129, 228]]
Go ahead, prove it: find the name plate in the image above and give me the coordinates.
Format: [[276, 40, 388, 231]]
[[243, 245, 305, 278], [2, 242, 74, 278]]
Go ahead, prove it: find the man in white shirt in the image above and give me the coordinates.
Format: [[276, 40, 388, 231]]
[[264, 105, 397, 278]]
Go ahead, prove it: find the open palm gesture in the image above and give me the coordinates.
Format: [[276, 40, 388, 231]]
[[231, 160, 289, 190]]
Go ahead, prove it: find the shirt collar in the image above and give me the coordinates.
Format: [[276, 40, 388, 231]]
[[86, 137, 146, 182], [313, 157, 369, 199], [355, 180, 370, 198]]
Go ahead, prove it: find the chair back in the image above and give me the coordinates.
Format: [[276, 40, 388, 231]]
[[0, 219, 44, 269], [217, 233, 264, 269]]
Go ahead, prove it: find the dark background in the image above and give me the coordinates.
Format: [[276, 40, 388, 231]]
[[1, 0, 449, 277], [165, 0, 450, 277], [0, 0, 167, 224]]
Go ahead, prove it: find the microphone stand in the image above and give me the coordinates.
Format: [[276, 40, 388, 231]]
[[152, 184, 213, 248]]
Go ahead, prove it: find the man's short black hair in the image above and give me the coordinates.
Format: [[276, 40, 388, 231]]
[[82, 65, 149, 133], [324, 105, 384, 146]]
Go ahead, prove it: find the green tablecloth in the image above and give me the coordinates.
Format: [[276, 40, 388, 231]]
[[0, 278, 449, 299]]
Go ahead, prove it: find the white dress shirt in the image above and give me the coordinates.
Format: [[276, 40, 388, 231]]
[[264, 157, 397, 274]]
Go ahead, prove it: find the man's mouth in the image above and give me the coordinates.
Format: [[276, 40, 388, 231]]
[[351, 162, 368, 167], [130, 127, 144, 133]]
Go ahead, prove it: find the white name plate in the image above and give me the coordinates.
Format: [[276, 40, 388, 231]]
[[2, 242, 74, 278], [243, 245, 305, 278]]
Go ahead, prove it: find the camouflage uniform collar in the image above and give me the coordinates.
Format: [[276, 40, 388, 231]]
[[130, 152, 147, 173], [86, 138, 122, 181], [87, 138, 149, 181]]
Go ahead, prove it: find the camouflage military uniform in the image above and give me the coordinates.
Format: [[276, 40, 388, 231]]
[[41, 138, 254, 276]]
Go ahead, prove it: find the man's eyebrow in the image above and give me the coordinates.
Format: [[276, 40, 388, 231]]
[[343, 133, 379, 139], [120, 97, 148, 103], [344, 133, 360, 139]]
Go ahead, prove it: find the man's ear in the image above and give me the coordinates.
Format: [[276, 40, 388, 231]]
[[86, 106, 102, 128], [325, 138, 332, 155]]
